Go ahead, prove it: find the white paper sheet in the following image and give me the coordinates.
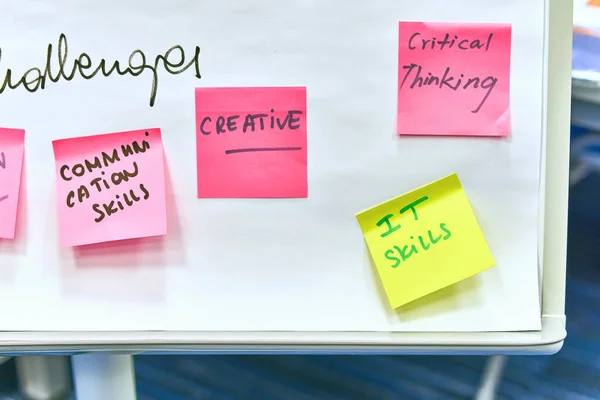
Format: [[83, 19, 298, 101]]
[[0, 0, 543, 332]]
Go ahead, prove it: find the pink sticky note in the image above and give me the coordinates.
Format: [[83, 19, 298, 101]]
[[0, 128, 25, 239], [52, 128, 167, 247], [196, 87, 307, 198], [397, 22, 512, 136]]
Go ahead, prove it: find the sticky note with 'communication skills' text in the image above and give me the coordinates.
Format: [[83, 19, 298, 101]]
[[52, 128, 167, 247]]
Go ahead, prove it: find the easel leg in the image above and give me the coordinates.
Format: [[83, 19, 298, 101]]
[[475, 355, 507, 400], [16, 356, 71, 400], [71, 354, 137, 400]]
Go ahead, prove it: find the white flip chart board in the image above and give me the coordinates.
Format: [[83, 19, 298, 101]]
[[0, 0, 546, 333]]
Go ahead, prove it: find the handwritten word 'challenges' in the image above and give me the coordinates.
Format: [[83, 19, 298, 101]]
[[400, 32, 497, 113], [377, 196, 452, 268], [60, 133, 152, 223], [0, 34, 201, 107]]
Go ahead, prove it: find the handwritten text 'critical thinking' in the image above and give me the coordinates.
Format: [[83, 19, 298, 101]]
[[400, 32, 498, 113]]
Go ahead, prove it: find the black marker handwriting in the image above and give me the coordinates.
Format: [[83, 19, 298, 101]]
[[1, 153, 8, 203], [0, 34, 202, 107], [225, 147, 302, 155], [408, 32, 494, 52], [400, 63, 496, 113], [60, 131, 153, 224], [200, 110, 303, 135]]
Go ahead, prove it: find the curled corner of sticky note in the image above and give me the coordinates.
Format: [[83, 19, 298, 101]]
[[494, 107, 511, 137]]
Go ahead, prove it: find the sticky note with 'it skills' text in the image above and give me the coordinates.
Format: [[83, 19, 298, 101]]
[[356, 174, 495, 309], [52, 129, 167, 247], [0, 128, 25, 239], [196, 87, 307, 198], [397, 22, 512, 136]]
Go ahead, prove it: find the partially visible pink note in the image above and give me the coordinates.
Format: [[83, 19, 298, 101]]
[[52, 129, 167, 247], [397, 22, 512, 136], [0, 128, 25, 239], [195, 87, 307, 198]]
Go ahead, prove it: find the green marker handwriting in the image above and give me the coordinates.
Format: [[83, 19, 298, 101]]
[[375, 195, 453, 268]]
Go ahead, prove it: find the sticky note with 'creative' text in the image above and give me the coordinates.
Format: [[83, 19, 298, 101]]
[[356, 173, 495, 309], [397, 22, 512, 136], [52, 128, 167, 247], [196, 87, 307, 198], [0, 128, 25, 239]]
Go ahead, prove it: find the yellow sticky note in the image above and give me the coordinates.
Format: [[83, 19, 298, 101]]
[[356, 173, 495, 308]]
